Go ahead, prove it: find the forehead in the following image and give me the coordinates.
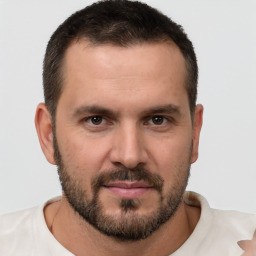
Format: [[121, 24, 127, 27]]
[[63, 40, 186, 82], [59, 41, 188, 115]]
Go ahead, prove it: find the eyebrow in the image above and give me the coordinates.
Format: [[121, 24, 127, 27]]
[[141, 104, 181, 116], [72, 105, 115, 119], [72, 104, 181, 119]]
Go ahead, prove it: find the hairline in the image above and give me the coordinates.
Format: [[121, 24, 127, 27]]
[[52, 38, 194, 125]]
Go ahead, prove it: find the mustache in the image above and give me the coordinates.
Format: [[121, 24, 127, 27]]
[[92, 167, 164, 193]]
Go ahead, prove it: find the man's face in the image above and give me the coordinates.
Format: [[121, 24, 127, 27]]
[[52, 41, 201, 240]]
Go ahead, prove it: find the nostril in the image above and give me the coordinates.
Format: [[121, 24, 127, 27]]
[[110, 150, 144, 169]]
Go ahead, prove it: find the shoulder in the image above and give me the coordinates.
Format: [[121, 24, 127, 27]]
[[0, 197, 61, 256], [210, 208, 256, 241], [180, 192, 256, 255], [187, 191, 256, 235], [211, 207, 256, 227], [0, 206, 37, 227], [185, 191, 256, 229], [0, 206, 39, 255]]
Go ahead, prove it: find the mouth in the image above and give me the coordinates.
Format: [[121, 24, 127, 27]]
[[103, 181, 153, 199]]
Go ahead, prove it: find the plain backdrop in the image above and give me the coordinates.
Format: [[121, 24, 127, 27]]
[[0, 0, 256, 214]]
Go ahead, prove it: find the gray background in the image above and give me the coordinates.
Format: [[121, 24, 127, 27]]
[[0, 0, 255, 214]]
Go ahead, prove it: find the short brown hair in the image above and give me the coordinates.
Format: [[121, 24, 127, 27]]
[[43, 0, 198, 120]]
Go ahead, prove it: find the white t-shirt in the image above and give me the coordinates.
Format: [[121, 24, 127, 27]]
[[0, 192, 255, 256]]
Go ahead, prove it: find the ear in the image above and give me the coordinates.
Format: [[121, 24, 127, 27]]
[[35, 103, 56, 165], [191, 104, 203, 163]]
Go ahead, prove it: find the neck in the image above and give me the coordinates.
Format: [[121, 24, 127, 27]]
[[44, 196, 200, 256]]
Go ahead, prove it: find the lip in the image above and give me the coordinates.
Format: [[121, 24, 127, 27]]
[[104, 181, 153, 199]]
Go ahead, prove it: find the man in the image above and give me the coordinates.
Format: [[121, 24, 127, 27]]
[[0, 0, 255, 255]]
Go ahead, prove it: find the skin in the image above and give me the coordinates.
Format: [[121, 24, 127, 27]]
[[35, 41, 203, 256]]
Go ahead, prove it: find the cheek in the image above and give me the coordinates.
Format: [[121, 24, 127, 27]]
[[57, 129, 110, 174], [148, 133, 192, 175], [150, 138, 192, 199], [57, 132, 112, 197]]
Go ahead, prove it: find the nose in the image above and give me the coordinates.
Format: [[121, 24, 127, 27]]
[[109, 123, 147, 169]]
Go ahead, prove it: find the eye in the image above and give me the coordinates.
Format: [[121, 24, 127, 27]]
[[87, 116, 105, 125], [149, 116, 167, 125]]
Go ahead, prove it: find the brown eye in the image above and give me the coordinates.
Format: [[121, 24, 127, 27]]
[[89, 116, 104, 125], [150, 116, 166, 125]]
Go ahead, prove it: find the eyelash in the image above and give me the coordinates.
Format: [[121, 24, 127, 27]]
[[85, 116, 108, 126], [146, 116, 168, 126], [83, 115, 174, 129]]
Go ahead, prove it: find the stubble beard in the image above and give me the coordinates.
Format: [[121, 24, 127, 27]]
[[53, 135, 191, 241]]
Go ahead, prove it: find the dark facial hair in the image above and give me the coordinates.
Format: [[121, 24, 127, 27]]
[[53, 133, 190, 241]]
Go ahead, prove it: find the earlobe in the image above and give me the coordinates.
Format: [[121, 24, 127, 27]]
[[191, 104, 204, 163], [35, 103, 56, 165]]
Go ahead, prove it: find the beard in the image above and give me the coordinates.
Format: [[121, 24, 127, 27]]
[[53, 135, 191, 241]]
